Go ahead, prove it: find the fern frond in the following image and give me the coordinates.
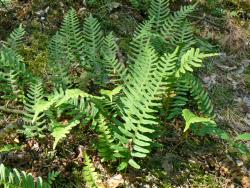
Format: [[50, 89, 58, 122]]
[[70, 97, 99, 123], [32, 88, 104, 122], [59, 8, 84, 62], [83, 14, 104, 69], [51, 120, 80, 149], [21, 80, 46, 138], [0, 34, 27, 101], [0, 70, 23, 100], [83, 152, 101, 188], [101, 33, 127, 84], [175, 48, 217, 78], [128, 19, 154, 63], [6, 25, 25, 50], [48, 32, 65, 64], [184, 74, 214, 117], [48, 31, 73, 89], [0, 47, 25, 73], [148, 0, 170, 31], [171, 22, 197, 54], [160, 4, 196, 40], [117, 43, 178, 168], [167, 79, 189, 119], [0, 163, 56, 188], [182, 109, 215, 132], [95, 115, 116, 161]]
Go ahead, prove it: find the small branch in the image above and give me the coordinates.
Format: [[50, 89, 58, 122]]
[[0, 106, 24, 115]]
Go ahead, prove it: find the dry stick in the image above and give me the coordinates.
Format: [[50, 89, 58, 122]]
[[0, 106, 24, 115]]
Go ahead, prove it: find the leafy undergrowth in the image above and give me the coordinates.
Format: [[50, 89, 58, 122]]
[[0, 0, 250, 188]]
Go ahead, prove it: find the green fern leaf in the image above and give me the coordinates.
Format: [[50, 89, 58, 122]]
[[83, 14, 104, 69], [175, 48, 217, 78], [59, 8, 84, 62], [20, 80, 46, 138], [83, 152, 101, 188], [128, 19, 154, 63], [160, 4, 196, 40], [116, 43, 178, 167], [51, 120, 80, 149], [95, 115, 116, 161], [0, 164, 54, 188], [182, 109, 215, 132], [184, 74, 215, 117], [101, 33, 127, 84], [148, 0, 170, 31], [6, 25, 25, 49]]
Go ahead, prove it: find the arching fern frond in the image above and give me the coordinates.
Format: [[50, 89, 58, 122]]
[[175, 48, 217, 78], [32, 88, 104, 122], [51, 119, 80, 149]]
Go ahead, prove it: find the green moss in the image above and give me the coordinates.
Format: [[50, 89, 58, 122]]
[[210, 84, 234, 108], [19, 32, 49, 76]]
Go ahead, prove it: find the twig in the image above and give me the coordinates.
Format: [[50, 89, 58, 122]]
[[0, 106, 24, 115]]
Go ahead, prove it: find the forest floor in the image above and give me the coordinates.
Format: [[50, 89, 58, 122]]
[[0, 0, 250, 187]]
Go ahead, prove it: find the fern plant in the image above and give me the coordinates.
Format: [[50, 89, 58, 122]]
[[6, 25, 25, 50], [58, 8, 84, 63], [101, 33, 126, 85], [148, 0, 170, 32], [51, 119, 80, 150], [30, 1, 219, 170], [0, 163, 59, 188], [95, 115, 116, 162], [83, 152, 102, 188], [0, 27, 27, 101], [20, 80, 46, 138]]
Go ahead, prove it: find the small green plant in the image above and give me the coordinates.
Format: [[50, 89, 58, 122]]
[[0, 2, 248, 187], [0, 164, 59, 188], [183, 109, 250, 153], [0, 144, 23, 153], [31, 0, 220, 170], [20, 79, 46, 138], [83, 152, 102, 188]]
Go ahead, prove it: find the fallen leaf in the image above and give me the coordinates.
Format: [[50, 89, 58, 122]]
[[242, 176, 250, 188], [106, 174, 124, 188]]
